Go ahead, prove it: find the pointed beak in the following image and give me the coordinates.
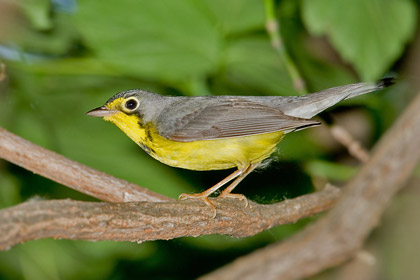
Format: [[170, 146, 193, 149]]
[[86, 106, 119, 117]]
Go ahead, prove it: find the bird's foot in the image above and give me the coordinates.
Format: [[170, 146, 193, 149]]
[[218, 192, 249, 208], [178, 192, 217, 218]]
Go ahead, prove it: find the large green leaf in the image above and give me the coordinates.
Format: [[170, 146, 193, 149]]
[[302, 0, 417, 81], [75, 0, 221, 83], [221, 36, 295, 95], [74, 0, 275, 90], [202, 0, 264, 35]]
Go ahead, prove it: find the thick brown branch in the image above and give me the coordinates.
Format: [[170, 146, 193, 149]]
[[0, 185, 340, 250], [0, 127, 171, 203], [202, 91, 420, 280]]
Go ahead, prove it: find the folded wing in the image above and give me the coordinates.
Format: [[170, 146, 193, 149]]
[[163, 98, 320, 142]]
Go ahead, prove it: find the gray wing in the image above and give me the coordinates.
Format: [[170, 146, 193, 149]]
[[159, 98, 320, 142]]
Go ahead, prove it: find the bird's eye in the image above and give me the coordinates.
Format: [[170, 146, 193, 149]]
[[124, 98, 138, 111]]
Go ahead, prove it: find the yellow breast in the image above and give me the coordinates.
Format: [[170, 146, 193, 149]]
[[105, 112, 284, 171]]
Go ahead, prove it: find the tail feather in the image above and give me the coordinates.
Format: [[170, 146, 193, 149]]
[[377, 77, 396, 88], [279, 78, 395, 119]]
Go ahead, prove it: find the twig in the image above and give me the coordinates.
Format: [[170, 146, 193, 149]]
[[201, 91, 420, 280], [0, 127, 171, 203], [0, 185, 340, 250], [330, 124, 370, 163], [264, 0, 306, 94]]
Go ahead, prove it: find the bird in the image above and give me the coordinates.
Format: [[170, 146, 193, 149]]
[[87, 78, 394, 211]]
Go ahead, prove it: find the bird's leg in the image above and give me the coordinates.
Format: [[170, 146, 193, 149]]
[[179, 168, 244, 215], [218, 162, 261, 207]]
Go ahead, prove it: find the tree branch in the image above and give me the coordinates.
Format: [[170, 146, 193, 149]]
[[0, 185, 340, 250], [330, 124, 370, 163], [201, 91, 420, 280], [0, 127, 171, 203]]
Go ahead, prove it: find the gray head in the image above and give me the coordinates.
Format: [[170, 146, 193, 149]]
[[86, 89, 168, 122]]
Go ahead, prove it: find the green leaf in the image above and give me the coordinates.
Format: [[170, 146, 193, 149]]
[[202, 0, 264, 35], [302, 0, 417, 81], [74, 0, 271, 90], [75, 0, 221, 84], [222, 36, 296, 95]]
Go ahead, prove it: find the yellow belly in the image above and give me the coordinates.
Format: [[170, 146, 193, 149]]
[[147, 131, 284, 171], [105, 112, 284, 171]]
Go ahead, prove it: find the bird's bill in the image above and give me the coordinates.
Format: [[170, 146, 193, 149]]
[[86, 106, 119, 117]]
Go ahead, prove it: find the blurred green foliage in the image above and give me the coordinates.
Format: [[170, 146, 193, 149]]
[[302, 0, 416, 80], [0, 0, 417, 279]]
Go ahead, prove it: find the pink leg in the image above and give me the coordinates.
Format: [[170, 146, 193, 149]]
[[219, 162, 260, 207], [179, 168, 244, 215], [178, 162, 261, 216]]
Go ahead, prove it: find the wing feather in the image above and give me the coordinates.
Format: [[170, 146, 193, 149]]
[[163, 98, 319, 142]]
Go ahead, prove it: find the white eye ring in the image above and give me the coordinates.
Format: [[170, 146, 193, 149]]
[[124, 98, 139, 111]]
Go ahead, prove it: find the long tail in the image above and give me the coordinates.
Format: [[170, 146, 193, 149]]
[[278, 78, 395, 119]]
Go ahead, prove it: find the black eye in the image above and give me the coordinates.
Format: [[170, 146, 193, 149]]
[[125, 98, 138, 110]]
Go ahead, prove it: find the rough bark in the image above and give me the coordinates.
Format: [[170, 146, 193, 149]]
[[0, 186, 339, 250]]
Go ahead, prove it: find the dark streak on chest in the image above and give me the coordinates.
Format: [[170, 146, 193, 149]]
[[139, 142, 155, 155], [137, 120, 156, 155]]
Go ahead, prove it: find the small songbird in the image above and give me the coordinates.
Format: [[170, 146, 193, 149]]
[[87, 78, 394, 210]]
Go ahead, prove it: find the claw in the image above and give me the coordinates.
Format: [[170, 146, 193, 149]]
[[177, 163, 259, 218], [178, 193, 217, 218], [218, 192, 249, 208]]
